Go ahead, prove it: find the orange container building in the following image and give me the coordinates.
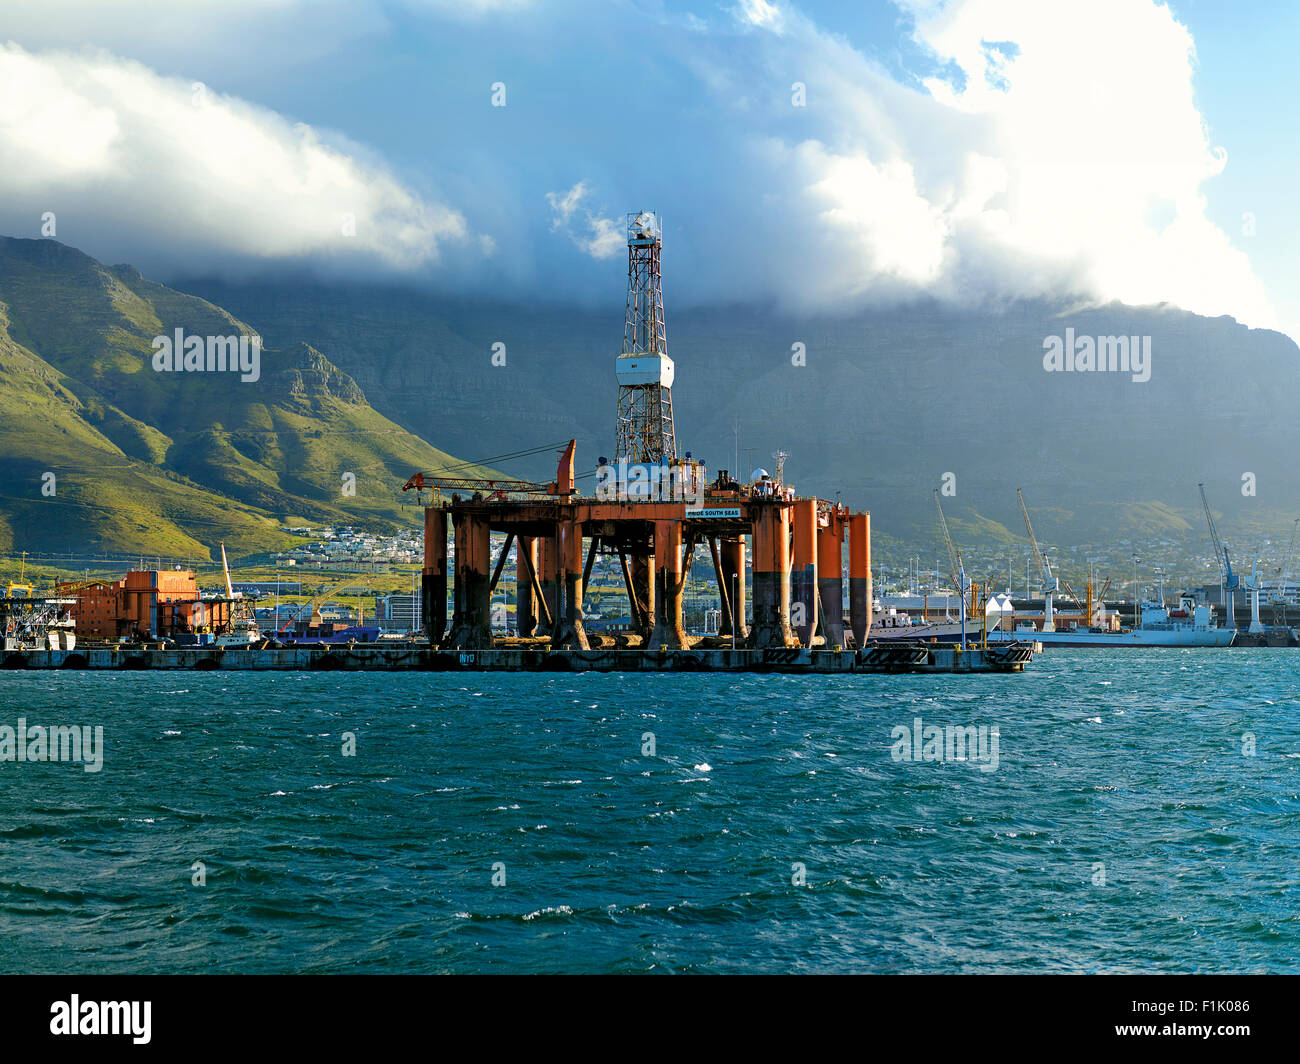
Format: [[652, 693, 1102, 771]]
[[59, 570, 230, 641]]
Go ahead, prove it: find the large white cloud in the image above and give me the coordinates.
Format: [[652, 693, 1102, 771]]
[[717, 0, 1277, 328], [546, 182, 624, 260], [0, 42, 471, 272], [0, 0, 1282, 336]]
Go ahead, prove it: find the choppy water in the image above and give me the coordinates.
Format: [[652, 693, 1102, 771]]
[[1, 649, 1298, 973]]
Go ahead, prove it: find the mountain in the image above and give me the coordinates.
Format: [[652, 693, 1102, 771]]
[[7, 229, 1295, 581], [182, 275, 1300, 579], [0, 237, 485, 559]]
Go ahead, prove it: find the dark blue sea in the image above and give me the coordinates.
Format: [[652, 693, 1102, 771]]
[[2, 650, 1297, 973]]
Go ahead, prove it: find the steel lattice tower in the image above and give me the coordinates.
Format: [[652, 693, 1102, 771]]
[[615, 211, 676, 463]]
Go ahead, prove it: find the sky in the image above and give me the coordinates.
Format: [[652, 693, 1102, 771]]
[[0, 0, 1296, 338]]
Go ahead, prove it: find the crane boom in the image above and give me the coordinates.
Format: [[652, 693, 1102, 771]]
[[403, 440, 577, 501], [277, 573, 368, 634], [1017, 488, 1056, 590], [1198, 483, 1238, 590], [1270, 518, 1299, 623], [1272, 518, 1299, 602], [1060, 576, 1086, 613], [934, 490, 964, 593], [219, 542, 235, 600]]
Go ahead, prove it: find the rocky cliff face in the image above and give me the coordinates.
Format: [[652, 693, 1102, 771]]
[[0, 237, 485, 556]]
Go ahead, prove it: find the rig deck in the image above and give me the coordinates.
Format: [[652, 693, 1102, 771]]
[[1, 642, 1034, 673]]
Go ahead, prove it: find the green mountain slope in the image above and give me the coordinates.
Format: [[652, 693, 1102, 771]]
[[0, 237, 484, 558]]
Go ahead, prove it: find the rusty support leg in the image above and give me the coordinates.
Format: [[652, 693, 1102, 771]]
[[518, 538, 552, 631], [551, 516, 589, 650], [516, 535, 538, 636], [648, 519, 688, 649], [816, 514, 846, 649], [791, 499, 818, 647], [719, 536, 748, 640], [448, 510, 493, 649], [489, 532, 515, 594], [630, 552, 655, 639], [618, 550, 644, 632], [583, 536, 599, 590], [538, 531, 560, 636], [422, 507, 447, 645], [710, 537, 733, 636], [748, 504, 797, 649], [849, 512, 872, 649]]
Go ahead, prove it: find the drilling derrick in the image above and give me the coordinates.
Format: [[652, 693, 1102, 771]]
[[615, 211, 676, 463]]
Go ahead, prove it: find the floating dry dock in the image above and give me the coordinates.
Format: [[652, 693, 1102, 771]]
[[0, 643, 1033, 673]]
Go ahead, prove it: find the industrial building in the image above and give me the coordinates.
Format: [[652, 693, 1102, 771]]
[[58, 569, 232, 641]]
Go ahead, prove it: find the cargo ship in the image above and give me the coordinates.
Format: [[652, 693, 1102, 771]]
[[986, 596, 1234, 648]]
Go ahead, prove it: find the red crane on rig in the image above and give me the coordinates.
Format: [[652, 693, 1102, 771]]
[[403, 440, 576, 502]]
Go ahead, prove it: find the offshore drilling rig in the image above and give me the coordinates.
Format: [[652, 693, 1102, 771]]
[[0, 213, 1033, 674], [403, 211, 875, 655]]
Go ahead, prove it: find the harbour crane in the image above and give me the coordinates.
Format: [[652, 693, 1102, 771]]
[[933, 489, 972, 632], [933, 490, 966, 599], [1244, 548, 1265, 634], [1198, 483, 1238, 631], [276, 573, 372, 635], [1017, 488, 1058, 632], [1267, 518, 1300, 626]]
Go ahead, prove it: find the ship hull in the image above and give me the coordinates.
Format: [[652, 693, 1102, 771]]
[[986, 627, 1234, 648]]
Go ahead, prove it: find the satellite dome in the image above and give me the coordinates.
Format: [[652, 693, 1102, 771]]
[[751, 468, 769, 482]]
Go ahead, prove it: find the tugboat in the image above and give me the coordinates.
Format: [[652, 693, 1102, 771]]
[[868, 601, 1001, 643]]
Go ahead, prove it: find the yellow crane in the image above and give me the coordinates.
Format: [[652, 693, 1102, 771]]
[[277, 573, 372, 634]]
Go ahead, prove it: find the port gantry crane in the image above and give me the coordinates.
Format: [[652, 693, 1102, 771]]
[[1017, 488, 1059, 632], [1198, 483, 1238, 631]]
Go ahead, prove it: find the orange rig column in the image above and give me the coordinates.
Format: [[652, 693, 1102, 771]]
[[816, 507, 846, 649], [748, 501, 798, 649], [448, 510, 493, 649], [516, 535, 539, 636], [848, 512, 873, 649], [791, 499, 818, 647], [648, 519, 689, 649], [422, 508, 448, 645], [718, 536, 748, 640], [551, 515, 590, 650]]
